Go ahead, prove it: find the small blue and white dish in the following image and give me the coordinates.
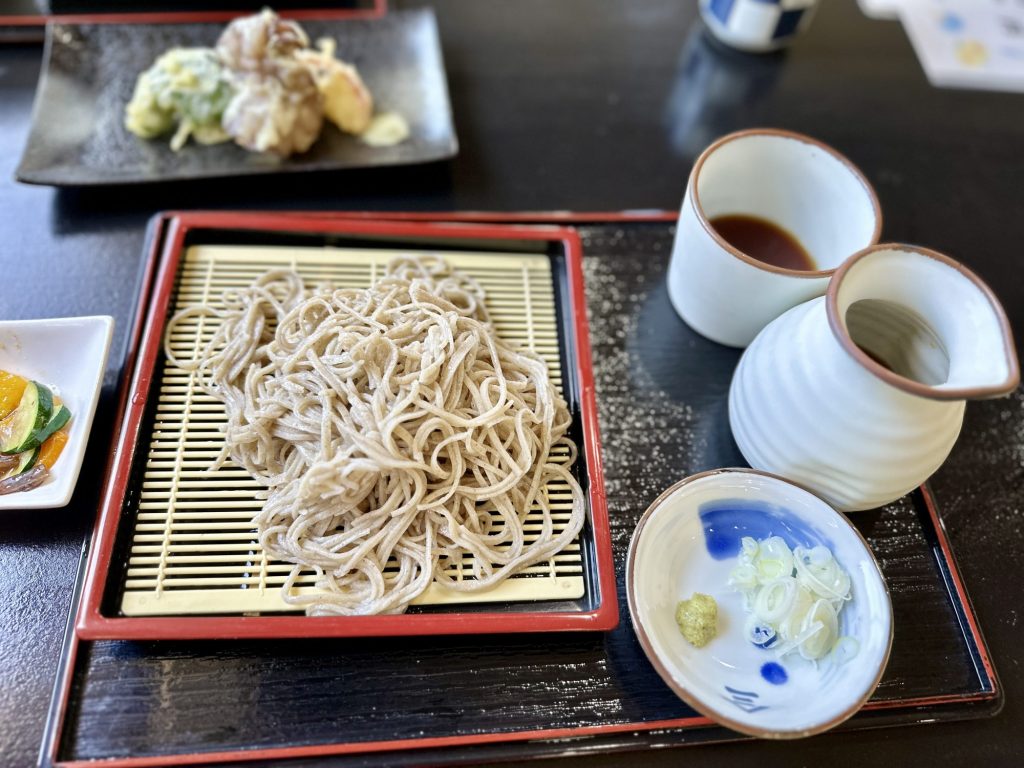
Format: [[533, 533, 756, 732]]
[[700, 0, 819, 53], [626, 468, 892, 738]]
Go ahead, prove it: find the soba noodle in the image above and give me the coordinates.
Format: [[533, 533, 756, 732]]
[[164, 257, 584, 615]]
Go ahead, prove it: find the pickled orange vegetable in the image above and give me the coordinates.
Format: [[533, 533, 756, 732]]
[[0, 371, 28, 419], [37, 429, 69, 469]]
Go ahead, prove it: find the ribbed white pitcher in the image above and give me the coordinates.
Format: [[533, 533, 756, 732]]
[[729, 244, 1019, 512]]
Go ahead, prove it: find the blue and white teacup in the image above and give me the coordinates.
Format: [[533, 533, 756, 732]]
[[700, 0, 819, 52]]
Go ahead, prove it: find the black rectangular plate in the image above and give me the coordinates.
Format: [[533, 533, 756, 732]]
[[44, 220, 1000, 767], [16, 8, 457, 186]]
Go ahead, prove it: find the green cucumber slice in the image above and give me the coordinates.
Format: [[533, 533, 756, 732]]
[[34, 404, 71, 445], [0, 382, 53, 454], [14, 446, 39, 474]]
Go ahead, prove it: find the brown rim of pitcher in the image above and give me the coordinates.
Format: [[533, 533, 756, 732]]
[[826, 243, 1021, 401], [625, 468, 895, 740], [688, 128, 883, 278]]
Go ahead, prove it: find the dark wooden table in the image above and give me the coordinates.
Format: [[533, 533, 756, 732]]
[[2, 1, 1022, 766]]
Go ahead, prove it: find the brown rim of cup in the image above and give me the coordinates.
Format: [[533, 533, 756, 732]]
[[825, 243, 1021, 401], [625, 468, 895, 740], [688, 128, 883, 279]]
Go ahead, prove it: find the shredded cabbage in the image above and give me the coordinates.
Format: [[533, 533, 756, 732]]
[[794, 545, 852, 602], [728, 535, 852, 661], [777, 583, 815, 643], [753, 576, 798, 624], [797, 599, 839, 660]]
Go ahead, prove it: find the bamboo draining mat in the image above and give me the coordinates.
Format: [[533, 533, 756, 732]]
[[121, 245, 584, 616]]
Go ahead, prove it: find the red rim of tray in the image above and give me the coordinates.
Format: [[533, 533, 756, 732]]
[[74, 212, 618, 641], [1, 0, 386, 27]]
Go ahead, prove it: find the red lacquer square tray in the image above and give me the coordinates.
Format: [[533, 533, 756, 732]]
[[75, 212, 618, 640]]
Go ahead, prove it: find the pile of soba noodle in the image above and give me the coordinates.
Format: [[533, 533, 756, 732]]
[[164, 257, 584, 615]]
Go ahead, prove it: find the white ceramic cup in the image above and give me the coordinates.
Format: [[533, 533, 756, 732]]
[[667, 128, 882, 348]]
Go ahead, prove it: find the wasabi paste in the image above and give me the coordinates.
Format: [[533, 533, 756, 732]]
[[675, 593, 718, 648]]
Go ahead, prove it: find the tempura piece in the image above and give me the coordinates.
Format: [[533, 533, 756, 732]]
[[295, 39, 373, 135], [222, 60, 323, 156], [124, 47, 234, 151], [216, 8, 309, 74], [125, 8, 404, 157]]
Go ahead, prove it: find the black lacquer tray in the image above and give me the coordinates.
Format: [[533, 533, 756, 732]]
[[40, 213, 1001, 768]]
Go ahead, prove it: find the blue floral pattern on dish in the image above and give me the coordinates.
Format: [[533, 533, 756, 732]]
[[698, 498, 834, 560], [703, 499, 848, 706], [724, 685, 768, 713]]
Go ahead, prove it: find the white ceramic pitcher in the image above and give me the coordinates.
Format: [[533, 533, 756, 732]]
[[729, 244, 1019, 512]]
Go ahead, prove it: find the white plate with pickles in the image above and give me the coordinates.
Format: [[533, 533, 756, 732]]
[[0, 317, 113, 509]]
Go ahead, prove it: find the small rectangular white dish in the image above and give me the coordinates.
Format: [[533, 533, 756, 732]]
[[0, 316, 114, 510]]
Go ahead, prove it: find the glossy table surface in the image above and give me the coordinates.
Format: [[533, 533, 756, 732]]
[[1, 1, 1023, 766]]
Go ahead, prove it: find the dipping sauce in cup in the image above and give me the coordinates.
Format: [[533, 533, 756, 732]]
[[667, 128, 881, 348], [708, 214, 814, 271]]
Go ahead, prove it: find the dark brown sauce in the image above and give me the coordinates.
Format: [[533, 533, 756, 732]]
[[709, 214, 816, 271]]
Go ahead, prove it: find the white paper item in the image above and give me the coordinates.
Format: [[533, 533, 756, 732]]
[[898, 0, 1024, 92], [859, 0, 902, 20]]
